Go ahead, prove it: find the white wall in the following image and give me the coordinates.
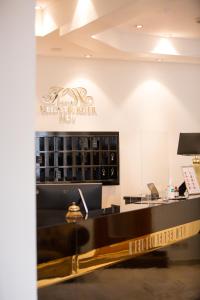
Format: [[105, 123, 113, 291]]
[[0, 1, 36, 300], [36, 56, 200, 207]]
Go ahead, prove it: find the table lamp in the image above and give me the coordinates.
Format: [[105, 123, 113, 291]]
[[177, 132, 200, 184]]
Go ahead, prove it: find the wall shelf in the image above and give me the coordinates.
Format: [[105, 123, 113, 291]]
[[35, 131, 119, 185]]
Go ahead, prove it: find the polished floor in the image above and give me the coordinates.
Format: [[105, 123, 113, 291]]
[[38, 236, 200, 300], [38, 264, 200, 300]]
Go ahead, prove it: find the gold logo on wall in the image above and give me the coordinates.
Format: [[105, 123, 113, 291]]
[[40, 87, 96, 123]]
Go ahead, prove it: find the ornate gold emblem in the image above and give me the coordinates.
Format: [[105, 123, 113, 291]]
[[40, 87, 96, 123]]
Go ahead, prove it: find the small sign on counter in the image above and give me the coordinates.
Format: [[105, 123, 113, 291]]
[[182, 166, 200, 195]]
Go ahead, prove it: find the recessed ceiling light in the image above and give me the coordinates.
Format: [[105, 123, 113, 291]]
[[85, 54, 92, 58], [135, 24, 143, 29]]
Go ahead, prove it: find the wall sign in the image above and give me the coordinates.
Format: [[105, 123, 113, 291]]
[[40, 86, 96, 123]]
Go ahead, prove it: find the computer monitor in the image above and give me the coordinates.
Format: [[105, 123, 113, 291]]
[[36, 183, 102, 211]]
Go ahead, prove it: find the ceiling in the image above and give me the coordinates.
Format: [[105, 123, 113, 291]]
[[35, 0, 200, 63]]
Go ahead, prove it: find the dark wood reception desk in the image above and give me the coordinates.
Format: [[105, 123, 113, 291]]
[[37, 197, 200, 288]]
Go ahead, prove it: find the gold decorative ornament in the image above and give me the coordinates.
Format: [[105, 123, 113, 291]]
[[65, 202, 83, 223], [40, 86, 96, 123]]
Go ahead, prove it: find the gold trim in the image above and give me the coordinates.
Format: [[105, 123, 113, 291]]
[[38, 220, 200, 288]]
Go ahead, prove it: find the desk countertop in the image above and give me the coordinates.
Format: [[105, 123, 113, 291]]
[[37, 197, 200, 260]]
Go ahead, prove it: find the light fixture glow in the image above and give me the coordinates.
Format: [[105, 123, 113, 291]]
[[141, 80, 161, 93], [85, 54, 92, 58], [152, 38, 178, 55], [71, 0, 97, 31], [35, 6, 57, 37], [136, 24, 143, 29]]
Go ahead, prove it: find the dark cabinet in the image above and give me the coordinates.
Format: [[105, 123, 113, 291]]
[[35, 132, 119, 185]]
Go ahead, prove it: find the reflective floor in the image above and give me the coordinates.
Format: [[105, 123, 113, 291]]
[[38, 236, 200, 300], [38, 264, 200, 300]]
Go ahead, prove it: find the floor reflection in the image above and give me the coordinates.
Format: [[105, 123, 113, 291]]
[[38, 264, 200, 300], [38, 236, 200, 300]]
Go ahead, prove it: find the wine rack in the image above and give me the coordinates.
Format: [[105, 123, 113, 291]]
[[35, 132, 119, 185]]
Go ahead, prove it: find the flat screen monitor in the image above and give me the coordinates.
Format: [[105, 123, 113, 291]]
[[36, 183, 102, 211]]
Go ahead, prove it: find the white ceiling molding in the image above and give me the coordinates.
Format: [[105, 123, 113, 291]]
[[36, 0, 200, 63], [93, 30, 200, 58]]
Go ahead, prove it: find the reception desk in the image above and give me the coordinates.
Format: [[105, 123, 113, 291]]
[[37, 197, 200, 289]]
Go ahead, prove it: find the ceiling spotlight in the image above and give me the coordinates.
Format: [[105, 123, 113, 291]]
[[135, 24, 143, 29], [85, 54, 92, 58]]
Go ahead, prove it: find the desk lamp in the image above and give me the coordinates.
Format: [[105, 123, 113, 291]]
[[177, 133, 200, 184]]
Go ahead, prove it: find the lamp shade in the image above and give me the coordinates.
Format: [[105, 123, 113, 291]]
[[177, 133, 200, 155]]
